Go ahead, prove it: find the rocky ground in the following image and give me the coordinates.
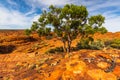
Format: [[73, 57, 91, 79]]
[[0, 30, 120, 80]]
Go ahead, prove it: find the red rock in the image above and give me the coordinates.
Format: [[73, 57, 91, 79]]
[[87, 69, 117, 80], [113, 66, 120, 77]]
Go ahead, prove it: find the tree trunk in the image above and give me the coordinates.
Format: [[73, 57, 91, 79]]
[[67, 40, 71, 53], [67, 34, 71, 53], [63, 41, 67, 53]]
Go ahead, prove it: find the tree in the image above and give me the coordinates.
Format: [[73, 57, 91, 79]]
[[88, 14, 107, 34], [29, 12, 52, 39], [29, 4, 107, 53], [37, 27, 51, 39], [31, 22, 39, 31], [46, 4, 88, 53]]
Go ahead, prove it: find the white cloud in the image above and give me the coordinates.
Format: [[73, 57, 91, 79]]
[[104, 16, 120, 32], [25, 8, 36, 16], [0, 0, 120, 32], [25, 0, 77, 9], [32, 15, 40, 22], [0, 5, 33, 29]]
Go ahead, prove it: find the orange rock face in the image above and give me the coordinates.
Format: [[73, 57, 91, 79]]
[[0, 30, 120, 80], [97, 62, 110, 69], [87, 69, 117, 80], [113, 66, 120, 77]]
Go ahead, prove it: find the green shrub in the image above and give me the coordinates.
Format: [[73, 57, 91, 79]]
[[104, 39, 120, 49], [110, 39, 120, 49], [45, 47, 64, 54], [47, 48, 55, 53], [25, 29, 31, 36], [110, 44, 120, 49], [89, 40, 104, 50], [76, 39, 104, 50], [76, 38, 90, 49], [111, 39, 120, 44]]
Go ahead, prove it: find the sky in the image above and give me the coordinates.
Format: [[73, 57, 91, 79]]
[[0, 0, 120, 32]]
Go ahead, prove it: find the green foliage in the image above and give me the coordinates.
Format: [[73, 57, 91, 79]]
[[110, 44, 120, 49], [89, 15, 105, 27], [47, 4, 89, 53], [28, 4, 107, 53], [77, 39, 104, 50], [111, 39, 120, 44], [37, 27, 52, 39], [90, 40, 104, 50], [45, 28, 51, 36], [25, 29, 31, 36], [110, 39, 120, 49], [76, 37, 92, 49], [104, 39, 120, 49], [97, 27, 108, 34], [46, 47, 64, 54], [31, 22, 39, 31], [37, 27, 46, 37]]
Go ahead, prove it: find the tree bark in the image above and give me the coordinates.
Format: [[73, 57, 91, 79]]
[[67, 34, 71, 53], [63, 41, 67, 53]]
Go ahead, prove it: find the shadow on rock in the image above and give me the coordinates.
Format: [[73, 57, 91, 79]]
[[24, 37, 38, 42], [0, 45, 16, 54]]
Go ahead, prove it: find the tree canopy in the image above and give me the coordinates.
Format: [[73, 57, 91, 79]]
[[26, 4, 107, 53]]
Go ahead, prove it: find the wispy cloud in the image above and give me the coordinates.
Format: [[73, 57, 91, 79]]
[[7, 0, 17, 6], [25, 0, 120, 32], [26, 0, 76, 7], [0, 5, 34, 29]]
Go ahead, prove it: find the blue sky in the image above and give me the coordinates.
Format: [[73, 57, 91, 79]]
[[0, 0, 120, 32]]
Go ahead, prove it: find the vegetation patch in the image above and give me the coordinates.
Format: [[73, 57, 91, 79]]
[[45, 47, 64, 54], [110, 39, 120, 49], [26, 4, 107, 53], [104, 39, 120, 49], [77, 38, 104, 50]]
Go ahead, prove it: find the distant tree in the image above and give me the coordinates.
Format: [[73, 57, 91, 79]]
[[28, 4, 107, 53]]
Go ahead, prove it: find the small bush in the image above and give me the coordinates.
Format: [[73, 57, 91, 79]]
[[25, 29, 31, 36], [76, 39, 104, 50], [110, 39, 120, 49], [47, 48, 55, 53], [89, 40, 104, 50], [102, 39, 120, 49], [45, 47, 64, 54], [111, 44, 120, 49], [76, 38, 90, 49]]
